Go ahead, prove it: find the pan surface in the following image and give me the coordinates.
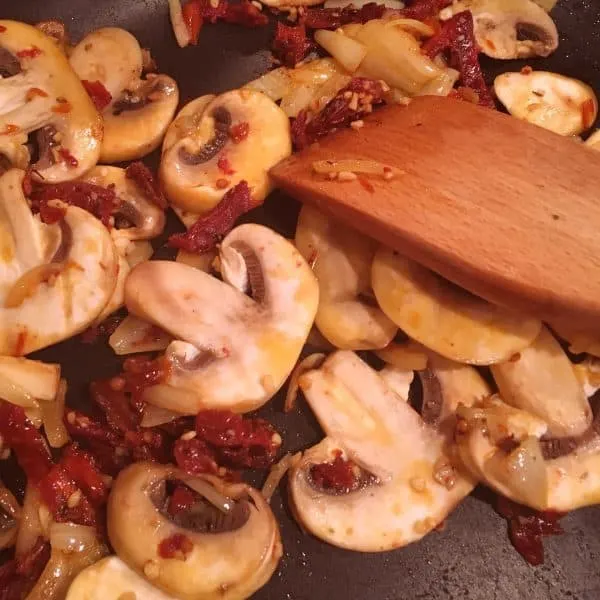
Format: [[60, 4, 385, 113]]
[[2, 1, 600, 599]]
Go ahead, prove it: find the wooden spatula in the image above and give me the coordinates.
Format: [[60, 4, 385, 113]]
[[271, 95, 600, 330]]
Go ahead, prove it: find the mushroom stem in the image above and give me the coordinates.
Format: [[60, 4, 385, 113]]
[[178, 106, 232, 165]]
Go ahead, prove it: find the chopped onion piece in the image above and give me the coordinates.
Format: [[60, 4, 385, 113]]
[[285, 353, 326, 413], [140, 404, 181, 428], [245, 67, 293, 102], [312, 159, 402, 178], [109, 315, 172, 356], [49, 523, 97, 553], [42, 379, 70, 448], [324, 0, 404, 7], [262, 453, 301, 502], [25, 403, 43, 428], [16, 485, 44, 556], [0, 373, 36, 407], [385, 18, 435, 37], [184, 477, 234, 514], [0, 357, 60, 402], [169, 0, 191, 48], [417, 68, 460, 97], [314, 30, 367, 73]]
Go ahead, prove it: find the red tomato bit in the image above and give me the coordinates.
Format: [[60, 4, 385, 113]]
[[399, 0, 451, 20], [310, 450, 360, 494], [82, 79, 113, 111], [174, 438, 219, 475], [125, 161, 167, 208], [272, 22, 313, 67], [496, 496, 565, 566], [0, 401, 53, 485], [58, 147, 78, 167], [158, 533, 194, 559], [229, 121, 249, 143], [16, 46, 42, 58], [168, 180, 254, 254], [217, 154, 235, 175], [422, 11, 495, 108]]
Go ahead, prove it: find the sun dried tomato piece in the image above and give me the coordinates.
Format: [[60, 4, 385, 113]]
[[167, 484, 198, 515], [0, 401, 53, 485], [82, 79, 113, 111], [292, 77, 386, 149], [223, 0, 268, 26], [158, 533, 194, 559], [400, 0, 451, 20], [125, 161, 167, 209], [121, 355, 170, 407], [184, 0, 267, 29], [302, 3, 386, 30], [16, 46, 42, 59], [174, 437, 219, 475], [183, 0, 203, 44], [60, 445, 108, 505], [422, 11, 494, 108], [195, 410, 280, 469], [168, 180, 254, 254], [310, 451, 360, 494], [272, 22, 313, 67], [496, 496, 565, 566], [29, 181, 117, 227], [91, 380, 141, 435], [65, 409, 122, 445], [125, 429, 171, 463], [84, 440, 130, 476], [0, 537, 50, 600]]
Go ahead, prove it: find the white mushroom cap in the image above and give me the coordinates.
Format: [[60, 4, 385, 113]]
[[69, 27, 179, 163], [0, 169, 118, 355], [124, 223, 319, 413], [289, 351, 477, 552], [494, 70, 598, 136], [371, 246, 542, 365], [295, 205, 397, 350], [441, 0, 558, 60], [108, 462, 282, 600], [160, 89, 291, 214], [0, 20, 102, 181]]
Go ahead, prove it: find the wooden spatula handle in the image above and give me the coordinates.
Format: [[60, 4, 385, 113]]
[[271, 96, 600, 331]]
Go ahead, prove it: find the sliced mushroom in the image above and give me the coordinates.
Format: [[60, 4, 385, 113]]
[[69, 27, 179, 163], [124, 223, 319, 413], [440, 0, 558, 59], [294, 205, 396, 350], [108, 462, 282, 600], [371, 247, 542, 365], [289, 351, 477, 551], [66, 556, 177, 600], [160, 89, 291, 215], [0, 481, 20, 550], [490, 326, 592, 437], [494, 71, 598, 136], [0, 169, 118, 355], [0, 20, 102, 181], [456, 395, 600, 511]]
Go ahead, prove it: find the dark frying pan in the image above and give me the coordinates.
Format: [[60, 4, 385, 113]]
[[2, 1, 600, 599]]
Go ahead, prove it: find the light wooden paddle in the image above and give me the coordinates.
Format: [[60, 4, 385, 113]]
[[271, 95, 600, 331]]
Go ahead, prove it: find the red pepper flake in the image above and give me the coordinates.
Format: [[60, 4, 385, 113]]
[[51, 97, 72, 113], [82, 79, 113, 111], [310, 450, 360, 494], [303, 3, 387, 30], [292, 78, 387, 150], [16, 46, 42, 59], [272, 22, 313, 67], [29, 180, 116, 226], [1, 123, 20, 135], [399, 0, 451, 21], [125, 161, 167, 209], [58, 147, 78, 167], [496, 495, 565, 566], [168, 180, 254, 254], [25, 87, 49, 101], [216, 178, 230, 189], [167, 485, 198, 515], [158, 533, 194, 560], [229, 121, 250, 143], [357, 175, 375, 193], [14, 330, 27, 356], [422, 11, 495, 109], [217, 154, 235, 175], [0, 401, 53, 484], [582, 98, 596, 130], [0, 26, 6, 33]]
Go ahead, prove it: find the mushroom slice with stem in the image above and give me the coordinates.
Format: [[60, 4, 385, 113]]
[[0, 169, 118, 355], [440, 0, 558, 60], [494, 70, 598, 136], [69, 27, 179, 163], [289, 351, 478, 551], [371, 247, 542, 365], [124, 223, 319, 413], [108, 462, 282, 600], [456, 395, 600, 511], [294, 205, 396, 350], [0, 20, 102, 181], [490, 326, 592, 437], [160, 89, 291, 215]]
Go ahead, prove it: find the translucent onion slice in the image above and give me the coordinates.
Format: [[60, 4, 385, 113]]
[[0, 357, 60, 401], [49, 522, 98, 553], [262, 453, 301, 502], [16, 485, 44, 556], [314, 30, 367, 73], [169, 0, 191, 48], [140, 404, 181, 428], [0, 373, 36, 407], [41, 379, 69, 448], [385, 18, 435, 37], [109, 315, 172, 356], [285, 353, 326, 413], [417, 68, 460, 97], [184, 478, 234, 514]]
